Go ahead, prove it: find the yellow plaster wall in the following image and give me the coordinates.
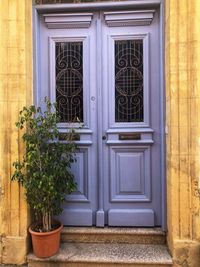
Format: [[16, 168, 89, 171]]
[[0, 0, 32, 264], [165, 0, 200, 266], [0, 0, 200, 265]]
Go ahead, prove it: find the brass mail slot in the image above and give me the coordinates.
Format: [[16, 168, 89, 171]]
[[119, 133, 141, 140], [59, 133, 80, 141]]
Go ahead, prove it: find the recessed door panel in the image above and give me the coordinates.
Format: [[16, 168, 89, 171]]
[[110, 146, 151, 202], [66, 148, 89, 203], [108, 209, 155, 227]]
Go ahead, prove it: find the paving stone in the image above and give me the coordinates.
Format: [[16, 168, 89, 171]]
[[28, 242, 173, 266]]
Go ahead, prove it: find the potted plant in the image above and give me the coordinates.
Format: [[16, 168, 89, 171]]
[[11, 98, 77, 258]]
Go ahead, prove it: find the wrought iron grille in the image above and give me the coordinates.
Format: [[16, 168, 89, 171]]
[[56, 42, 83, 123], [115, 40, 144, 122]]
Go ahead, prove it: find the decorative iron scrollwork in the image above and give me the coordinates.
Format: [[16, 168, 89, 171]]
[[56, 42, 83, 123], [115, 40, 144, 122]]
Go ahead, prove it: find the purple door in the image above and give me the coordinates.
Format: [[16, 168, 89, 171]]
[[37, 9, 162, 227]]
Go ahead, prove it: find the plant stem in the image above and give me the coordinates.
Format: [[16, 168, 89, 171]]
[[43, 212, 51, 232], [48, 212, 51, 231]]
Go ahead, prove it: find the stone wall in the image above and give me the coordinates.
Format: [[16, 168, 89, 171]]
[[165, 0, 200, 266]]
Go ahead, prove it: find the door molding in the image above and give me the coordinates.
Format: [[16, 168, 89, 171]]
[[104, 10, 155, 27], [33, 0, 166, 229], [43, 13, 93, 29]]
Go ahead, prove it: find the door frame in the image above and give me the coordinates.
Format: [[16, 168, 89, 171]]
[[33, 0, 166, 230]]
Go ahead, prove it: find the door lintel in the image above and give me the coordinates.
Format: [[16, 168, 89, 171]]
[[34, 1, 163, 14]]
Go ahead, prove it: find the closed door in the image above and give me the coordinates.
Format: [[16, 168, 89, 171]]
[[38, 8, 162, 227]]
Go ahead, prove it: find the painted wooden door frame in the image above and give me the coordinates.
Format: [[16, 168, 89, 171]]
[[33, 0, 166, 230]]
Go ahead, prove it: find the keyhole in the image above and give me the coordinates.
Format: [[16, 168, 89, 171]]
[[102, 135, 107, 140]]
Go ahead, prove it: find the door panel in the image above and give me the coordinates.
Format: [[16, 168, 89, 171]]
[[110, 146, 151, 202], [108, 209, 154, 227], [38, 13, 98, 226], [66, 148, 89, 203], [101, 10, 161, 226]]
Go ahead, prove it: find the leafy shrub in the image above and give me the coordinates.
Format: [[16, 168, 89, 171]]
[[12, 98, 77, 231]]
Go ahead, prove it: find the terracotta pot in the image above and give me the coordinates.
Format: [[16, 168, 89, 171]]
[[29, 222, 63, 258]]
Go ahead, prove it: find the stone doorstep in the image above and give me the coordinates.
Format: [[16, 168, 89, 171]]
[[27, 243, 173, 267], [61, 227, 166, 245]]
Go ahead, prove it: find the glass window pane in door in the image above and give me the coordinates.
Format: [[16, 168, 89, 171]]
[[56, 42, 83, 123], [115, 40, 143, 123]]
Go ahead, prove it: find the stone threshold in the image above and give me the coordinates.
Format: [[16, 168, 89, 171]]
[[61, 227, 166, 244]]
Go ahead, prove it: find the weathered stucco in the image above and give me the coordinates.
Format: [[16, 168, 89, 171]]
[[0, 0, 32, 264], [165, 0, 200, 266], [0, 0, 200, 265]]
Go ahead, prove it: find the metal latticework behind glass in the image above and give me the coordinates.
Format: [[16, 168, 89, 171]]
[[56, 42, 83, 122], [115, 40, 143, 122]]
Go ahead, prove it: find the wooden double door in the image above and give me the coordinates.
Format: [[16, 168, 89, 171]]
[[38, 8, 162, 227]]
